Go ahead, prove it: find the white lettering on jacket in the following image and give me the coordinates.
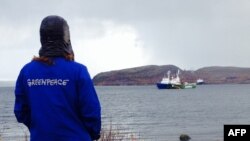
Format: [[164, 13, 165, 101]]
[[27, 79, 69, 87]]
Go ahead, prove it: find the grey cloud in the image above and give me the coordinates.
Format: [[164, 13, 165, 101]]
[[1, 0, 250, 79]]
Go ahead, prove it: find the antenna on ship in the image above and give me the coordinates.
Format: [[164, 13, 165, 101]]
[[167, 70, 171, 79]]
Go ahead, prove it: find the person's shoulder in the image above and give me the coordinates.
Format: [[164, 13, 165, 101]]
[[18, 60, 39, 75], [70, 61, 88, 71], [21, 60, 37, 70], [60, 59, 88, 73], [56, 58, 84, 67]]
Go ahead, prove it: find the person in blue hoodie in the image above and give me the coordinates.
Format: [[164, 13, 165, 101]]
[[14, 15, 101, 141]]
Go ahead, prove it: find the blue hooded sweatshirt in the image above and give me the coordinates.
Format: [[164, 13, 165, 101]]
[[14, 58, 101, 141]]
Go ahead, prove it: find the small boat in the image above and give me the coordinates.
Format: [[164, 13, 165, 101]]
[[196, 78, 205, 85], [181, 82, 196, 89]]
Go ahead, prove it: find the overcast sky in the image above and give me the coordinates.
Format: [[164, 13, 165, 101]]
[[1, 0, 250, 80]]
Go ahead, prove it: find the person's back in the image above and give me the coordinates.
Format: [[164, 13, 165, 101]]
[[14, 15, 101, 141]]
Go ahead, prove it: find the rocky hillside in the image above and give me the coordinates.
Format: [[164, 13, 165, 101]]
[[93, 65, 250, 85], [195, 66, 250, 84]]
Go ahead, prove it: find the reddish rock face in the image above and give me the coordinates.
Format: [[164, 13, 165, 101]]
[[93, 65, 250, 86]]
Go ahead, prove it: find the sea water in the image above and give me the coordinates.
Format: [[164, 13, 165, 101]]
[[1, 84, 250, 141]]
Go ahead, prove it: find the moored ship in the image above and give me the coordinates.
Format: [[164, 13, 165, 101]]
[[156, 71, 174, 89], [157, 70, 196, 89]]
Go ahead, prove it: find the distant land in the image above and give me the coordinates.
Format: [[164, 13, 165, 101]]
[[93, 65, 250, 85]]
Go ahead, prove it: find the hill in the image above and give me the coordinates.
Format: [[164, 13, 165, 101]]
[[93, 65, 250, 85]]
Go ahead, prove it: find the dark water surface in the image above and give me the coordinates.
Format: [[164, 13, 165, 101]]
[[1, 84, 250, 141]]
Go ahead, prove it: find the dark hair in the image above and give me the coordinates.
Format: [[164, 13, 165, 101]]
[[33, 54, 74, 65]]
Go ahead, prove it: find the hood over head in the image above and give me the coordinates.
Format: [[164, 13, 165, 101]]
[[39, 15, 74, 59]]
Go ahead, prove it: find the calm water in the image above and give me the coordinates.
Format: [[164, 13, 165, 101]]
[[1, 84, 250, 141]]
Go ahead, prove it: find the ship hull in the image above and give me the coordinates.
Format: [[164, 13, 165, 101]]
[[157, 83, 196, 89], [156, 83, 173, 89], [196, 82, 205, 85], [182, 83, 196, 89]]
